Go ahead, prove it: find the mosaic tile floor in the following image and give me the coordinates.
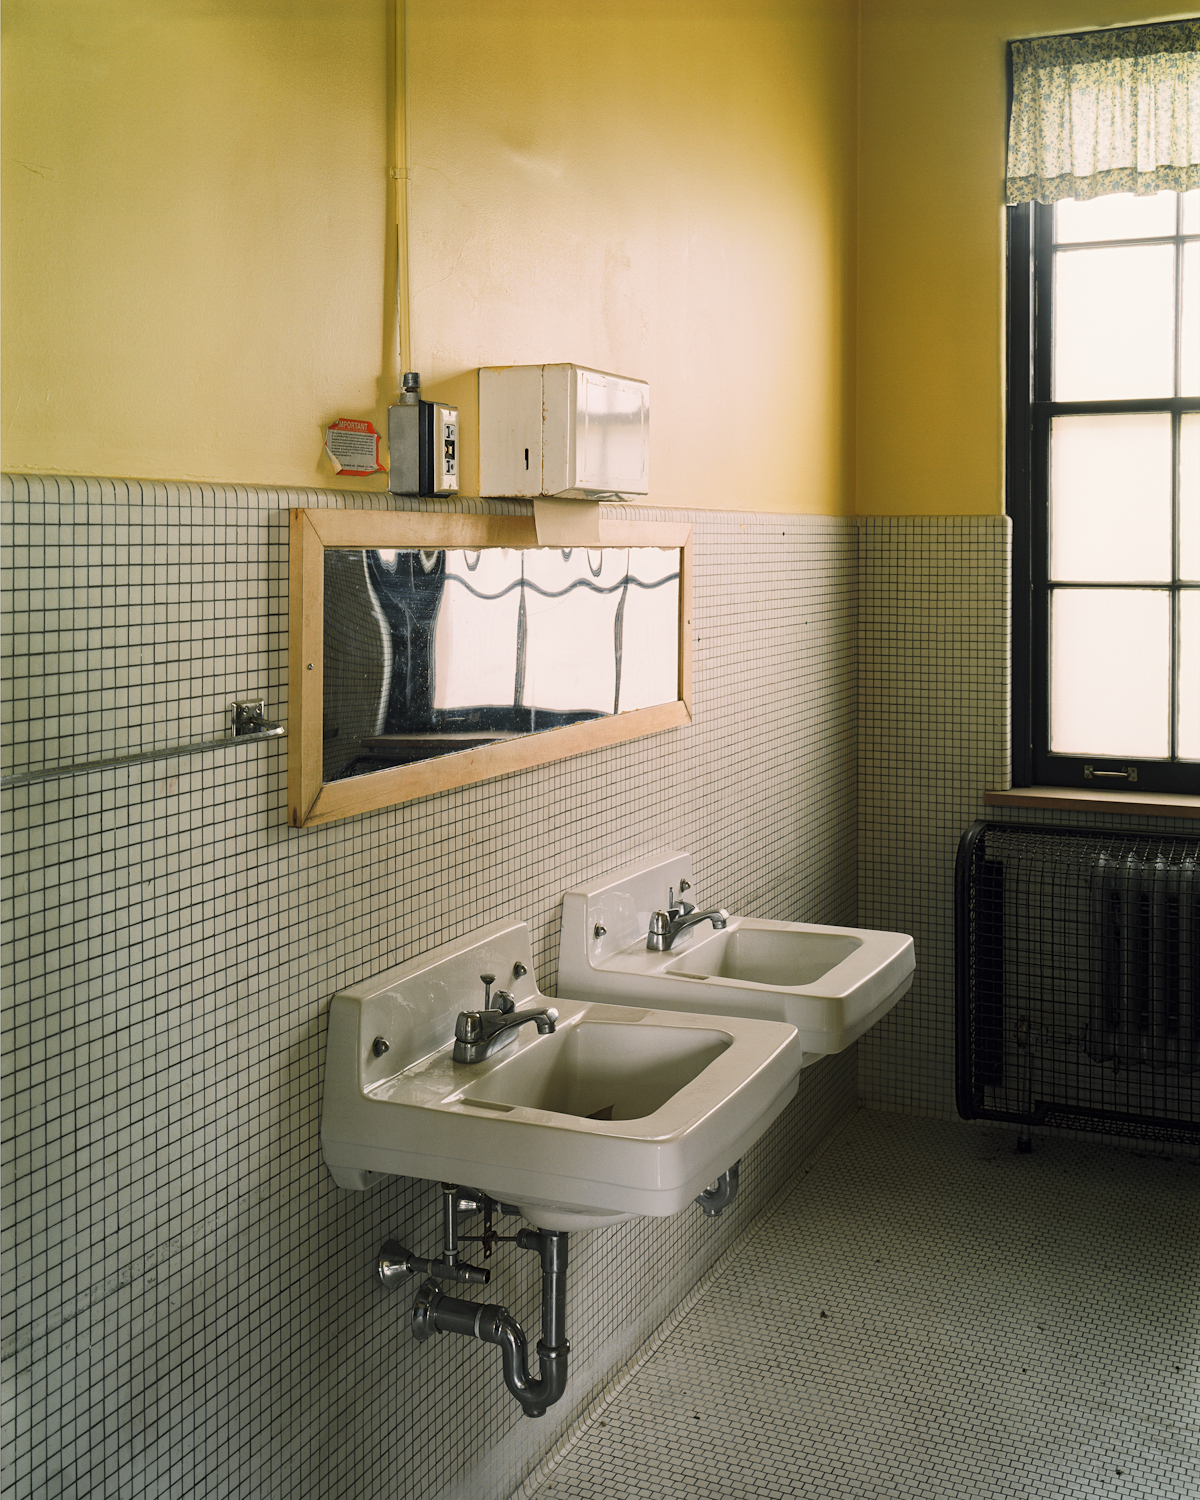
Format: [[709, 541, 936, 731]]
[[521, 1112, 1200, 1500]]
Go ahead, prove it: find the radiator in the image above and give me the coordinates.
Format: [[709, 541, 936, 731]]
[[956, 821, 1200, 1146]]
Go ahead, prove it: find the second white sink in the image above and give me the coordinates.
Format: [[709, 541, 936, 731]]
[[559, 851, 915, 1058]]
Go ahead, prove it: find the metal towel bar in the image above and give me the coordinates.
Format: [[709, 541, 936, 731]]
[[1, 703, 283, 789]]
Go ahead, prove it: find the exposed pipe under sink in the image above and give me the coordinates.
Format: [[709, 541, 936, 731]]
[[411, 1225, 569, 1419], [378, 1165, 742, 1417], [379, 1185, 570, 1419], [695, 1160, 739, 1216]]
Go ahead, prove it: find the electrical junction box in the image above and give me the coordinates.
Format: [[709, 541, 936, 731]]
[[478, 364, 649, 500], [388, 385, 458, 498]]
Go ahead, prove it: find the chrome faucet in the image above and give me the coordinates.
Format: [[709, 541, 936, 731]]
[[453, 971, 557, 1063], [646, 890, 729, 952], [453, 1006, 558, 1063]]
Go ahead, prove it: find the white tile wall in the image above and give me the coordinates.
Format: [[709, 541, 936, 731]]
[[1, 475, 859, 1500], [855, 516, 1012, 1119], [855, 514, 1200, 1124]]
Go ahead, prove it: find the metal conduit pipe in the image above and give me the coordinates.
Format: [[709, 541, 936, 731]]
[[695, 1160, 740, 1216], [411, 1228, 570, 1419]]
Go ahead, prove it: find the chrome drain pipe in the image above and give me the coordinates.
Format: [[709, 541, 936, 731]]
[[695, 1160, 740, 1216], [410, 1228, 569, 1418], [380, 1192, 571, 1420]]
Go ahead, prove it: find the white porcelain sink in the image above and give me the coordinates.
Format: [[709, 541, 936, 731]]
[[559, 851, 915, 1059], [321, 919, 802, 1231]]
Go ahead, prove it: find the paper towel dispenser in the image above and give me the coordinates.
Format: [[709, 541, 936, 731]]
[[479, 364, 649, 500]]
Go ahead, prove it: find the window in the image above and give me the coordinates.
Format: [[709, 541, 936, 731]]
[[1008, 187, 1200, 794]]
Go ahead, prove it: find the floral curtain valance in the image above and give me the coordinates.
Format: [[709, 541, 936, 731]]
[[1006, 21, 1200, 205]]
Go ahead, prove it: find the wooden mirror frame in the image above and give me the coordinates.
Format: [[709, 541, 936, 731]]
[[288, 508, 692, 827]]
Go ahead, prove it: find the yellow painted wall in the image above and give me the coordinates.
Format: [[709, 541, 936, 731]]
[[2, 1, 393, 491], [408, 0, 858, 513], [856, 0, 1197, 517], [2, 0, 858, 515]]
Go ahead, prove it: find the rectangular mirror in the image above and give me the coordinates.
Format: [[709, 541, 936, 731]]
[[289, 509, 692, 826]]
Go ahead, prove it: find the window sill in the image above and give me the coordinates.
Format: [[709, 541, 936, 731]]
[[985, 787, 1200, 819]]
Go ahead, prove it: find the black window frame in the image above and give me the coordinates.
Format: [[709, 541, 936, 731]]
[[1007, 195, 1200, 795]]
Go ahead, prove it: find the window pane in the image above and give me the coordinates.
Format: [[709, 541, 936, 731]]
[[1183, 189, 1200, 235], [1182, 415, 1200, 583], [1054, 190, 1176, 243], [1181, 591, 1200, 760], [1182, 591, 1200, 762], [1050, 589, 1169, 757], [1183, 241, 1200, 397], [1054, 245, 1175, 399], [1050, 414, 1172, 582]]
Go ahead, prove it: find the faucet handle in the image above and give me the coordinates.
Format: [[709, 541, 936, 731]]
[[492, 989, 516, 1014], [455, 1012, 483, 1043]]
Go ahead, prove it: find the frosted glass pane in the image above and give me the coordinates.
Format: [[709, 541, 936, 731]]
[[1054, 245, 1175, 399], [623, 547, 678, 587], [1050, 589, 1169, 756], [1183, 241, 1200, 397], [617, 575, 680, 711], [1050, 414, 1171, 582], [1183, 189, 1200, 234], [1055, 191, 1176, 243], [1181, 592, 1200, 761], [522, 582, 618, 714], [435, 551, 521, 709], [1182, 416, 1200, 582], [522, 550, 618, 712], [614, 547, 680, 710]]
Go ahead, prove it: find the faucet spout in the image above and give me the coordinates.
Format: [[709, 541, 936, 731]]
[[453, 1005, 557, 1064], [646, 907, 729, 952]]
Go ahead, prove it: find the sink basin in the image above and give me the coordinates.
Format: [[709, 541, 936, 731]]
[[559, 850, 915, 1058], [320, 919, 802, 1230], [667, 927, 863, 987], [462, 1022, 731, 1118]]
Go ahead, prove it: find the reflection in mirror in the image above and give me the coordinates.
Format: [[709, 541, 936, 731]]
[[323, 547, 681, 782]]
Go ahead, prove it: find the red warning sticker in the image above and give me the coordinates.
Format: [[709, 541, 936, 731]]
[[324, 418, 383, 476]]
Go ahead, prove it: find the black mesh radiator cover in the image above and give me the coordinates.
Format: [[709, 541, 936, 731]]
[[955, 821, 1200, 1145]]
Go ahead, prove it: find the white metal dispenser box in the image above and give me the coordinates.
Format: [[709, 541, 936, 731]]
[[478, 364, 649, 500]]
